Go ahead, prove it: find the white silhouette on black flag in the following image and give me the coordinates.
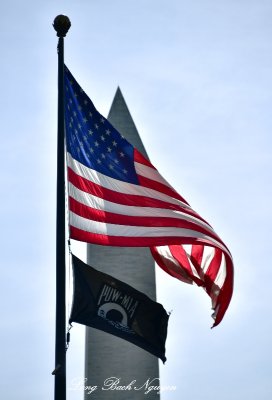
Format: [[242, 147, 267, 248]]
[[69, 255, 169, 362]]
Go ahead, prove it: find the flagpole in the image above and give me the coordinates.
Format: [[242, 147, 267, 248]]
[[53, 15, 71, 400]]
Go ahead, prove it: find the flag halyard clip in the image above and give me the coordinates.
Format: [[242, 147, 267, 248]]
[[66, 324, 73, 352]]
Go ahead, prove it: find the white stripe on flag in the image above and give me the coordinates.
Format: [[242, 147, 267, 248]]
[[201, 246, 216, 274], [134, 161, 175, 189]]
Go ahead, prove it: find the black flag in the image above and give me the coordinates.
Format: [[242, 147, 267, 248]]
[[70, 255, 169, 362]]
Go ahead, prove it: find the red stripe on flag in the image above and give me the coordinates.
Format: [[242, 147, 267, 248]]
[[134, 148, 155, 168], [203, 248, 223, 297], [70, 225, 213, 248], [190, 245, 205, 280], [137, 174, 189, 205], [170, 245, 204, 287], [212, 256, 233, 327]]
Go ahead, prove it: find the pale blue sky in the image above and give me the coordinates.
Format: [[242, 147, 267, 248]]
[[1, 1, 272, 399]]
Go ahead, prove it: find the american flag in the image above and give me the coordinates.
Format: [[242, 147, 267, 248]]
[[64, 65, 234, 327]]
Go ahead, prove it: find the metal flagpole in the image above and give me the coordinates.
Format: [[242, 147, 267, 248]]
[[52, 15, 71, 400]]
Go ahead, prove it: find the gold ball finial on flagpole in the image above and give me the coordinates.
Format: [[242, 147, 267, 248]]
[[53, 15, 71, 37]]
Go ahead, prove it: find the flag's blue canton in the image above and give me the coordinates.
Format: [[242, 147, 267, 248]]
[[64, 66, 139, 184]]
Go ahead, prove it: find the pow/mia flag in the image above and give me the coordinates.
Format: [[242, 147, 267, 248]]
[[69, 255, 169, 362]]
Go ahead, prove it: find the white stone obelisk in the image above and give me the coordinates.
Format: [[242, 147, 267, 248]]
[[85, 88, 160, 399]]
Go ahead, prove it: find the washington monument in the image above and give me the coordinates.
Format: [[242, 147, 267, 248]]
[[85, 88, 161, 399]]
